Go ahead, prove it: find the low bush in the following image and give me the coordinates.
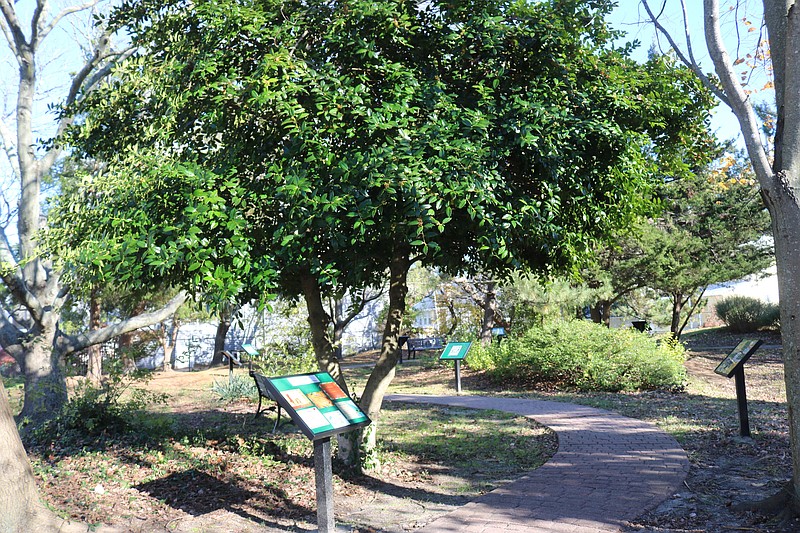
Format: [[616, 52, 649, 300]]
[[715, 296, 780, 332], [467, 320, 686, 392]]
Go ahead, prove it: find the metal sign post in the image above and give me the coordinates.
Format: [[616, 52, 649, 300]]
[[439, 342, 472, 394], [733, 366, 751, 437], [714, 339, 763, 438], [314, 437, 334, 533]]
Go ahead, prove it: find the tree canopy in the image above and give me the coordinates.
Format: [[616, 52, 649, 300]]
[[49, 0, 718, 466]]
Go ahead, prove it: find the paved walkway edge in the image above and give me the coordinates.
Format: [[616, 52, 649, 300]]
[[386, 394, 689, 533]]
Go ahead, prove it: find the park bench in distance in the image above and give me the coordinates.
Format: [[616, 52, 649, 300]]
[[402, 336, 446, 362]]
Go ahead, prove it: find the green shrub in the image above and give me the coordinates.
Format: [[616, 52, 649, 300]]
[[30, 360, 167, 445], [212, 374, 257, 402], [715, 296, 780, 332], [467, 320, 686, 392]]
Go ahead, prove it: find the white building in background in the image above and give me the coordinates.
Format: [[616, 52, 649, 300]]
[[705, 264, 780, 303]]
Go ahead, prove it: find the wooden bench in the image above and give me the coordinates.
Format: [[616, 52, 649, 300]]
[[403, 336, 446, 362]]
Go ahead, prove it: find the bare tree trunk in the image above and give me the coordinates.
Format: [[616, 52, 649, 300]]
[[479, 281, 497, 345], [19, 321, 67, 425], [670, 292, 684, 338], [87, 286, 102, 385], [0, 380, 87, 532]]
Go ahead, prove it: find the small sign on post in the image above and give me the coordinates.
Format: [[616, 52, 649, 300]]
[[714, 339, 763, 437], [491, 327, 507, 344], [439, 342, 472, 393], [263, 372, 371, 532]]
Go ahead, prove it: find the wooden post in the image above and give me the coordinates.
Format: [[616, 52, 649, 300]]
[[314, 437, 335, 533]]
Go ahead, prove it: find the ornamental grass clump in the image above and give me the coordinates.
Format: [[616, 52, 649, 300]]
[[467, 320, 686, 392]]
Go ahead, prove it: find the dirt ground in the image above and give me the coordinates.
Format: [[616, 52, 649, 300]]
[[25, 329, 798, 532]]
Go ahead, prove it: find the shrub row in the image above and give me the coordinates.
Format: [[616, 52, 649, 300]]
[[715, 296, 780, 333], [467, 320, 686, 392]]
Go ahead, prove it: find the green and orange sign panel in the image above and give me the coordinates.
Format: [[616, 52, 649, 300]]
[[264, 372, 370, 441], [439, 342, 472, 360]]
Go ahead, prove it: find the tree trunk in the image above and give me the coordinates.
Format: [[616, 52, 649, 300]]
[[590, 301, 612, 327], [0, 380, 86, 532], [479, 281, 497, 345], [160, 318, 181, 372], [670, 292, 684, 338], [19, 322, 67, 425], [332, 298, 345, 360], [210, 306, 233, 367], [769, 199, 800, 510], [351, 245, 410, 470], [299, 271, 348, 393], [87, 286, 102, 385]]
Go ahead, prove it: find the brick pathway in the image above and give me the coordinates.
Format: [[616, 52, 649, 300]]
[[387, 394, 688, 533]]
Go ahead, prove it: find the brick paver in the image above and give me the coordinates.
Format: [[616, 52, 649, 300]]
[[387, 394, 688, 533]]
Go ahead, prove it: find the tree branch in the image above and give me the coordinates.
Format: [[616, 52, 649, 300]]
[[56, 291, 188, 356], [641, 0, 731, 107], [0, 225, 43, 323], [702, 0, 773, 184], [0, 115, 20, 178], [39, 40, 133, 173], [0, 0, 28, 59], [336, 288, 384, 330], [34, 0, 101, 47]]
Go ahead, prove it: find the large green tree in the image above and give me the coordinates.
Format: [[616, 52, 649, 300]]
[[53, 0, 713, 466]]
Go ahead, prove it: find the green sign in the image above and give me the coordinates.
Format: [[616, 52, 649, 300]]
[[439, 342, 472, 360], [265, 372, 370, 440], [241, 343, 259, 357], [714, 339, 763, 378]]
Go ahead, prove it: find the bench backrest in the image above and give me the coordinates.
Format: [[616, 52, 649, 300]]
[[250, 372, 274, 399], [407, 337, 446, 349]]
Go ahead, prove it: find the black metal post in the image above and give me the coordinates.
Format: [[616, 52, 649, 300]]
[[455, 360, 462, 393], [228, 356, 234, 386], [734, 366, 751, 437], [314, 437, 335, 533]]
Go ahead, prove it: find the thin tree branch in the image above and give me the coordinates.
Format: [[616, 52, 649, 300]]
[[34, 0, 101, 47], [57, 291, 188, 356], [641, 0, 731, 107], [0, 115, 20, 178], [0, 0, 28, 59], [703, 0, 773, 183]]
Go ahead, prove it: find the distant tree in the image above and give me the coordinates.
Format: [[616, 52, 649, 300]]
[[0, 0, 186, 425], [648, 154, 773, 337]]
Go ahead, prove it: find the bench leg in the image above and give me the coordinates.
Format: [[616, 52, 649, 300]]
[[272, 404, 282, 433], [254, 395, 263, 420]]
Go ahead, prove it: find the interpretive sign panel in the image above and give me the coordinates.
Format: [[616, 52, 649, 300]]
[[264, 372, 370, 441], [439, 342, 472, 360], [241, 343, 260, 357], [714, 339, 763, 378]]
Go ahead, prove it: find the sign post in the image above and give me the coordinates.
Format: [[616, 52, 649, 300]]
[[439, 342, 472, 393], [263, 372, 371, 532], [714, 339, 763, 438]]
